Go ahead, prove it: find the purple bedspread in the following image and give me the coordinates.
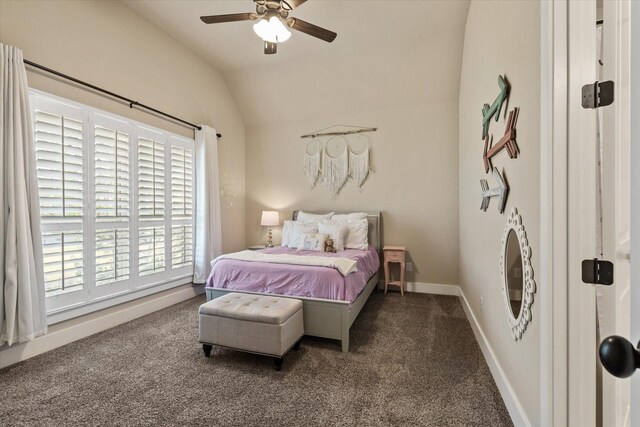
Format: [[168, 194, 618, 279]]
[[206, 246, 380, 304]]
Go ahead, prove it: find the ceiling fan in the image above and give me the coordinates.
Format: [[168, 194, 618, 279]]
[[200, 0, 337, 55]]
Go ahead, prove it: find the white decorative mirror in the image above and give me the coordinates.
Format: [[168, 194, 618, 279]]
[[499, 208, 536, 340]]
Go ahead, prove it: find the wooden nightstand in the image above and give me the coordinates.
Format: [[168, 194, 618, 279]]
[[248, 245, 267, 251], [383, 246, 406, 296]]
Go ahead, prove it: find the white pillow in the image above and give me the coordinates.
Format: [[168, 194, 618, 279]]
[[343, 218, 369, 250], [282, 220, 318, 248], [318, 221, 347, 252], [299, 233, 328, 252], [296, 211, 334, 224], [332, 212, 367, 222]]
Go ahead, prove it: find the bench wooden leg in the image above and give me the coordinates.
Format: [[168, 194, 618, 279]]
[[293, 338, 302, 351], [273, 357, 283, 371], [203, 344, 212, 357]]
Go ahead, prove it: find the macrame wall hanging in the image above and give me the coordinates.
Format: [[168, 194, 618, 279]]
[[348, 134, 372, 190], [303, 140, 322, 188], [301, 125, 377, 198], [323, 136, 349, 198]]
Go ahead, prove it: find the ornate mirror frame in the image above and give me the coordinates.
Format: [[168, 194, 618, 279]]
[[499, 207, 536, 340]]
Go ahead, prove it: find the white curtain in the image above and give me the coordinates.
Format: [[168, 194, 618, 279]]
[[0, 44, 47, 346], [193, 125, 222, 283]]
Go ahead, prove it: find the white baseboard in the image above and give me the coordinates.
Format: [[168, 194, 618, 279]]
[[404, 281, 461, 296], [458, 288, 530, 427], [0, 284, 204, 370]]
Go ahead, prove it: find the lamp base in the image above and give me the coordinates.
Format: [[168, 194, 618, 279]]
[[266, 228, 274, 247]]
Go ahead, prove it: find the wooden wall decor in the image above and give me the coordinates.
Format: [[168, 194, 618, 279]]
[[480, 167, 509, 214], [483, 107, 519, 173], [481, 75, 510, 139]]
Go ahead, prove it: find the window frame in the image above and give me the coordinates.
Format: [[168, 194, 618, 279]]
[[30, 90, 195, 324]]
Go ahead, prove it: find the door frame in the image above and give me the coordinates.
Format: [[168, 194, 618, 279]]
[[539, 1, 569, 425], [630, 3, 639, 426], [540, 1, 600, 425]]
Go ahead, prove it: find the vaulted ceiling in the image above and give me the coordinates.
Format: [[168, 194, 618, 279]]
[[123, 0, 471, 126], [123, 0, 470, 72]]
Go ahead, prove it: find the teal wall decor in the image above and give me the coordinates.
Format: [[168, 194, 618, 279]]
[[481, 75, 510, 139]]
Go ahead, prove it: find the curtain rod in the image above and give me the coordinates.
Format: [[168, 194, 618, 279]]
[[23, 59, 222, 139]]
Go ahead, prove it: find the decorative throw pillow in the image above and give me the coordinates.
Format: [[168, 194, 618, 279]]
[[282, 220, 318, 248], [299, 233, 328, 252], [345, 218, 369, 250], [296, 211, 334, 224], [318, 220, 347, 252]]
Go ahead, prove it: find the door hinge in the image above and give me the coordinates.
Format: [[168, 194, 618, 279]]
[[581, 258, 614, 285], [582, 80, 614, 109]]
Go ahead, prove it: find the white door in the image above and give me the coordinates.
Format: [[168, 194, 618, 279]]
[[567, 1, 637, 426], [598, 1, 636, 426]]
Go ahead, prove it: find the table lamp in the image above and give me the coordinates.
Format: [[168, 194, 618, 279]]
[[261, 210, 279, 247]]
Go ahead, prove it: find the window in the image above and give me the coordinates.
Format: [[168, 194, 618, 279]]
[[31, 92, 195, 318]]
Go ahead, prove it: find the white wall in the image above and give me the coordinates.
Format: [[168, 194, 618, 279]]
[[0, 0, 246, 254], [459, 1, 541, 425], [229, 9, 468, 285]]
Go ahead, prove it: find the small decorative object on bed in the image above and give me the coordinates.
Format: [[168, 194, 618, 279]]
[[500, 208, 536, 341], [324, 238, 336, 253], [480, 167, 509, 214]]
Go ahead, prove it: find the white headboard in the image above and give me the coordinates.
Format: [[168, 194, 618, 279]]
[[291, 211, 382, 253]]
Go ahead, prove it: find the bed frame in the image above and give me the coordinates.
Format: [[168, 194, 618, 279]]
[[205, 211, 381, 353]]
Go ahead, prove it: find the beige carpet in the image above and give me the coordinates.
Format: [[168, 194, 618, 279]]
[[0, 292, 512, 426]]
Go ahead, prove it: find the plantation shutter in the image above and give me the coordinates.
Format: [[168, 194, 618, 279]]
[[170, 142, 194, 270], [139, 226, 165, 275], [34, 110, 83, 219], [34, 105, 84, 296], [137, 132, 166, 276], [138, 137, 165, 218], [95, 126, 130, 218], [95, 229, 130, 286], [171, 225, 193, 268]]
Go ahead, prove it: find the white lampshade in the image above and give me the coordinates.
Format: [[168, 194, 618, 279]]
[[253, 17, 291, 43], [261, 210, 280, 227]]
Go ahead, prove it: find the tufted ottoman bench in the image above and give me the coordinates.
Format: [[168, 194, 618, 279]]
[[198, 293, 304, 370]]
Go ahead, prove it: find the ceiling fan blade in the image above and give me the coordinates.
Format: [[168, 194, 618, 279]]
[[200, 13, 255, 24], [282, 0, 307, 10], [286, 18, 337, 43]]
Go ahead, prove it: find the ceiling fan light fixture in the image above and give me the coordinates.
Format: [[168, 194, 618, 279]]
[[253, 16, 291, 43]]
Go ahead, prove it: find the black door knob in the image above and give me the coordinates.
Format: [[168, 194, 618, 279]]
[[599, 335, 640, 378]]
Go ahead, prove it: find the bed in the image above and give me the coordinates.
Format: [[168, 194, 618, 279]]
[[205, 211, 382, 353]]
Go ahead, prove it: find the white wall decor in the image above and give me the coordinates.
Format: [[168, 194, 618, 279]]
[[499, 207, 536, 340], [480, 167, 509, 213], [301, 127, 376, 198]]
